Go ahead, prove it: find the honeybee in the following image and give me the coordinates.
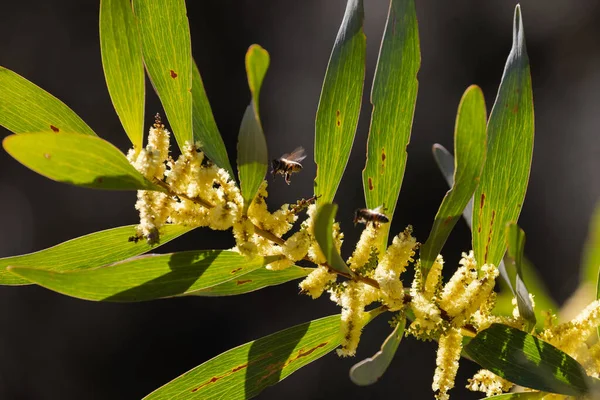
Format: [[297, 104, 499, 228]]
[[271, 147, 306, 185], [354, 206, 390, 226]]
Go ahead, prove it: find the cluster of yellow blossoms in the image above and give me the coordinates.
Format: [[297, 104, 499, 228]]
[[128, 121, 600, 400]]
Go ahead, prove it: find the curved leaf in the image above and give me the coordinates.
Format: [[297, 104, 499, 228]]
[[465, 323, 590, 396], [473, 5, 534, 268], [238, 45, 269, 210], [482, 393, 547, 400], [362, 0, 420, 250], [3, 132, 161, 191], [144, 309, 383, 399], [581, 203, 600, 298], [314, 0, 365, 205], [421, 85, 487, 274], [314, 204, 351, 275], [192, 60, 233, 176], [100, 0, 145, 151], [133, 0, 192, 150], [350, 316, 405, 386], [8, 251, 278, 302], [188, 266, 310, 297], [0, 224, 192, 286], [0, 67, 95, 136], [504, 223, 536, 331]]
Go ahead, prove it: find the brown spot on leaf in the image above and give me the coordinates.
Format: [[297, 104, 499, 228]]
[[336, 110, 340, 117], [484, 210, 496, 264], [295, 342, 328, 359], [368, 177, 373, 191], [170, 70, 178, 78], [381, 151, 386, 162], [236, 279, 252, 285], [95, 177, 104, 183], [50, 125, 59, 132], [44, 153, 51, 160], [258, 343, 329, 384], [480, 193, 485, 209], [512, 105, 518, 114], [443, 216, 453, 225], [190, 353, 272, 393], [336, 119, 341, 127], [231, 267, 243, 274]]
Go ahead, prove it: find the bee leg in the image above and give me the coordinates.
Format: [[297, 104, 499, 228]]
[[285, 173, 291, 185]]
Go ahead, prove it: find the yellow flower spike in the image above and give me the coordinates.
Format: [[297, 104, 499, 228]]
[[450, 264, 499, 327], [337, 281, 370, 357], [299, 266, 337, 299], [424, 255, 444, 301], [466, 369, 513, 397], [282, 230, 310, 261], [232, 217, 258, 258], [432, 327, 462, 400], [347, 224, 379, 271], [168, 199, 210, 227], [438, 252, 478, 316]]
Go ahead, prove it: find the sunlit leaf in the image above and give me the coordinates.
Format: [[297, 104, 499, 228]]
[[465, 323, 590, 396], [3, 132, 162, 191], [314, 0, 365, 205], [504, 223, 536, 331], [362, 0, 420, 250], [421, 85, 486, 274], [0, 67, 95, 136], [580, 203, 600, 337], [133, 0, 192, 150], [350, 316, 405, 386], [0, 224, 193, 286], [472, 5, 534, 268], [144, 309, 383, 399], [314, 204, 352, 275], [8, 251, 278, 302], [192, 60, 233, 176], [100, 0, 145, 151], [187, 266, 310, 297], [238, 45, 269, 210]]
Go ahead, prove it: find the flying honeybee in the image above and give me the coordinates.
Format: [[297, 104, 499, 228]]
[[271, 147, 306, 185], [354, 206, 390, 226]]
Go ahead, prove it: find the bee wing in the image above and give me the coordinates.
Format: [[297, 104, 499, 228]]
[[285, 147, 306, 163], [373, 205, 386, 214]]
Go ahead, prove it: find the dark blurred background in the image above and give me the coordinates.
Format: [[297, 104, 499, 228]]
[[1, 1, 599, 399]]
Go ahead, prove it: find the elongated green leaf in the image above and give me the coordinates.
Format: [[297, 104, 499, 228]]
[[314, 0, 365, 205], [238, 45, 269, 210], [350, 316, 405, 386], [581, 203, 600, 289], [504, 223, 536, 331], [0, 224, 192, 286], [473, 5, 534, 267], [0, 67, 96, 136], [3, 132, 162, 191], [133, 0, 192, 150], [465, 323, 590, 396], [432, 144, 475, 229], [362, 0, 420, 250], [192, 60, 233, 176], [188, 266, 310, 297], [482, 393, 547, 400], [8, 251, 278, 302], [144, 309, 383, 399], [100, 0, 145, 151], [421, 86, 486, 274], [314, 204, 352, 275]]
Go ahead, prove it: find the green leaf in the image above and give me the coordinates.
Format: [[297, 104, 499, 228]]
[[8, 251, 278, 302], [314, 0, 365, 205], [3, 132, 162, 191], [100, 0, 145, 151], [237, 45, 270, 210], [482, 393, 548, 400], [504, 223, 536, 331], [421, 85, 487, 274], [187, 266, 310, 297], [350, 316, 405, 386], [144, 309, 383, 399], [362, 0, 420, 250], [464, 323, 590, 396], [192, 60, 233, 176], [432, 144, 474, 229], [581, 202, 600, 291], [0, 67, 96, 136], [133, 0, 192, 150], [472, 5, 534, 268], [314, 204, 352, 275], [0, 224, 193, 286]]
